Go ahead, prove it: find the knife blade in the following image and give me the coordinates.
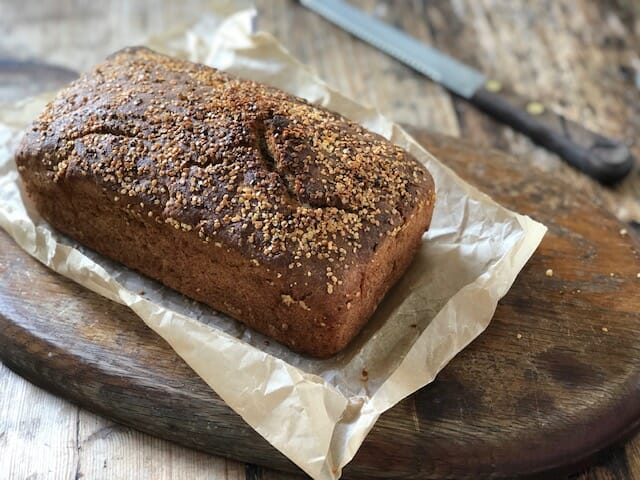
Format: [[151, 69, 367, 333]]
[[300, 0, 634, 184]]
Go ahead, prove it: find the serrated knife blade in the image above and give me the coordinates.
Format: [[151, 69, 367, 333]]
[[300, 0, 486, 98]]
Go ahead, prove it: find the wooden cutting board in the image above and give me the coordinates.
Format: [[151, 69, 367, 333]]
[[1, 128, 639, 479]]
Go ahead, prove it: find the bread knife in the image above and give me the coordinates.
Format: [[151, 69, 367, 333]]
[[300, 0, 635, 184]]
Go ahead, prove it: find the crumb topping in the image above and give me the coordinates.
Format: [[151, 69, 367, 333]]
[[24, 47, 434, 280]]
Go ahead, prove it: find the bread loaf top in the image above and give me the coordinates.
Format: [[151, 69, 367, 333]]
[[19, 47, 434, 294]]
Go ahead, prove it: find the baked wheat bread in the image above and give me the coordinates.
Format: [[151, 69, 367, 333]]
[[16, 47, 436, 358]]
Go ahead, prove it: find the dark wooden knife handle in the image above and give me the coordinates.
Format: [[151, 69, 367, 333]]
[[469, 83, 634, 184]]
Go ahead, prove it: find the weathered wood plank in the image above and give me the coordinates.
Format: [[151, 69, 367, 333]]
[[0, 364, 78, 479], [0, 0, 215, 71], [77, 411, 246, 480], [0, 359, 248, 480]]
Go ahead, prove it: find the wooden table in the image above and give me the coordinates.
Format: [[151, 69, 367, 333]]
[[1, 1, 639, 478]]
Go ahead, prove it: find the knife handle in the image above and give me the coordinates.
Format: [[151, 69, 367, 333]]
[[469, 82, 634, 184]]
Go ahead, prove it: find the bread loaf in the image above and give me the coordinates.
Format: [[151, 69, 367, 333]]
[[16, 47, 436, 357]]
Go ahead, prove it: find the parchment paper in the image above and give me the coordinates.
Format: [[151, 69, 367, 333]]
[[0, 7, 547, 479]]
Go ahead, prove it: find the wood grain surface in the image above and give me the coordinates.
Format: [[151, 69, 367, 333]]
[[1, 127, 640, 479], [1, 0, 640, 479]]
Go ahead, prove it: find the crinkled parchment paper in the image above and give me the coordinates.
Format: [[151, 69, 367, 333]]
[[0, 7, 547, 480]]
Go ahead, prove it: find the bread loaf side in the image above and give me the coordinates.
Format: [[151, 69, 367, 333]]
[[16, 47, 436, 357]]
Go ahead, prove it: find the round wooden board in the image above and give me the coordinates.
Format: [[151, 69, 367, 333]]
[[1, 128, 639, 479]]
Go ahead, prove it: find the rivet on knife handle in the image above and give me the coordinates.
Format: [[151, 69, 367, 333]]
[[469, 84, 634, 184]]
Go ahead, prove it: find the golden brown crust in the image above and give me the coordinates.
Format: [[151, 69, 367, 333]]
[[16, 47, 436, 357]]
